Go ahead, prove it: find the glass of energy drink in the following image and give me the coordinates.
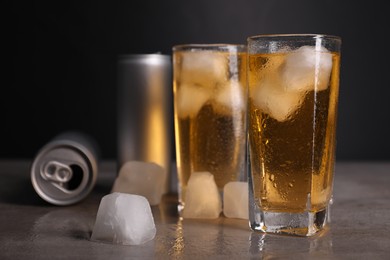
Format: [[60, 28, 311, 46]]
[[247, 34, 341, 236], [172, 44, 247, 212]]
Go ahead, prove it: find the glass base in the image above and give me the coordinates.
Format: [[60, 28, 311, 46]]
[[249, 205, 329, 237], [247, 153, 331, 237]]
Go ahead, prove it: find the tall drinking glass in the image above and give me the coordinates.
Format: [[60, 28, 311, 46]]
[[173, 44, 247, 212], [247, 34, 341, 236]]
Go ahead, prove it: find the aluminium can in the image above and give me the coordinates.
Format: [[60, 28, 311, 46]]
[[117, 54, 173, 194], [31, 131, 99, 206]]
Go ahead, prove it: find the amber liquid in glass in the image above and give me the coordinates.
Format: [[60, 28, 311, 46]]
[[174, 50, 247, 206], [248, 52, 340, 213]]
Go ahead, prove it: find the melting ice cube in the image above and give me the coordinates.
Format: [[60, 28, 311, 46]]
[[91, 192, 156, 246], [176, 83, 210, 118], [182, 171, 222, 219], [180, 51, 227, 88], [111, 161, 166, 206], [252, 76, 304, 122], [281, 45, 333, 92], [223, 182, 248, 219], [214, 80, 245, 115]]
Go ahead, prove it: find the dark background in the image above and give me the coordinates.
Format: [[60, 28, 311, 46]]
[[5, 0, 390, 161]]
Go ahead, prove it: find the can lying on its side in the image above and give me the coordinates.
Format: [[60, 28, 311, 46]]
[[30, 131, 99, 206]]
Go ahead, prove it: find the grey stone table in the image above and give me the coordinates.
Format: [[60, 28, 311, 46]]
[[0, 160, 389, 259]]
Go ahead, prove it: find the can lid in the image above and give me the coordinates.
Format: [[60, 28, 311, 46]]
[[31, 141, 98, 206]]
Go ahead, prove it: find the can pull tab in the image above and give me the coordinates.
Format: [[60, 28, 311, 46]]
[[41, 161, 73, 183]]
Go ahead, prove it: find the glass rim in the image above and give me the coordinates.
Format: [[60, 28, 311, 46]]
[[172, 43, 247, 52], [247, 34, 341, 43]]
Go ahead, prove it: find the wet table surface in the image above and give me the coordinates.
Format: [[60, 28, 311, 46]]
[[0, 160, 389, 259]]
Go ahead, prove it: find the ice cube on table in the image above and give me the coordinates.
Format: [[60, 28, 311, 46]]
[[252, 76, 304, 122], [281, 45, 332, 92], [182, 171, 222, 219], [176, 83, 210, 118], [91, 192, 156, 246], [223, 182, 248, 219], [214, 80, 245, 115], [180, 51, 227, 88], [111, 161, 166, 206]]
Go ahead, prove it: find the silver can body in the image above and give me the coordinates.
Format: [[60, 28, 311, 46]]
[[31, 131, 99, 205], [117, 54, 173, 194]]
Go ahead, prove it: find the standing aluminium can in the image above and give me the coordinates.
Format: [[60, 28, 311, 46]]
[[31, 131, 99, 206], [117, 54, 173, 194]]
